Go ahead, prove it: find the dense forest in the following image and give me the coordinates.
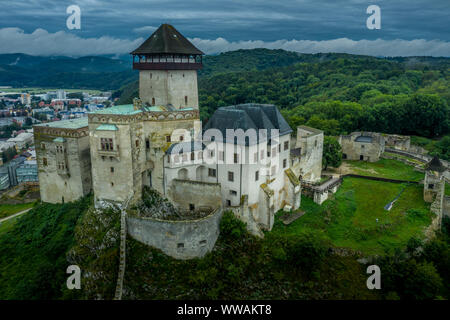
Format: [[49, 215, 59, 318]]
[[115, 49, 449, 142]]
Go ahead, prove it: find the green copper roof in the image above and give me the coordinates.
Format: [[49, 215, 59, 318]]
[[90, 104, 141, 115], [34, 117, 88, 129], [53, 137, 66, 143], [96, 124, 118, 131]]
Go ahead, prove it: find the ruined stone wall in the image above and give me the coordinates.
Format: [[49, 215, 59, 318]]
[[126, 207, 223, 260], [384, 134, 410, 151], [167, 179, 222, 211], [294, 127, 323, 182]]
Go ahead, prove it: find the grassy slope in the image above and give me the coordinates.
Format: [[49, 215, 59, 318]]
[[343, 159, 425, 181], [272, 178, 431, 255], [0, 202, 35, 219], [0, 196, 91, 299]]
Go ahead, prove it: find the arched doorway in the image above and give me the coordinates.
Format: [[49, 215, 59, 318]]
[[196, 165, 207, 182], [178, 168, 188, 180]]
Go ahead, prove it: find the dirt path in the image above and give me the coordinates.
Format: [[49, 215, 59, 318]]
[[0, 208, 32, 224]]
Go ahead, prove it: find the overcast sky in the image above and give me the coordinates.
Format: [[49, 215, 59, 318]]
[[0, 0, 448, 57]]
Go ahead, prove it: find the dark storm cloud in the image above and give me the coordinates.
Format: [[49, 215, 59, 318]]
[[0, 0, 448, 56]]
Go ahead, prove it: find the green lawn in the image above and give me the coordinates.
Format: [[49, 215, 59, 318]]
[[344, 159, 424, 181], [272, 177, 432, 255], [0, 202, 35, 220]]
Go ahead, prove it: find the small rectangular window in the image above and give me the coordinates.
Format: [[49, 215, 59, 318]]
[[255, 170, 259, 181], [146, 139, 150, 149], [189, 204, 195, 211], [228, 171, 234, 182], [166, 135, 171, 142], [226, 200, 231, 207], [208, 168, 216, 177], [43, 157, 48, 166], [234, 153, 238, 164], [283, 159, 287, 168], [111, 167, 114, 173], [284, 141, 289, 150], [230, 190, 237, 196], [190, 153, 195, 161]]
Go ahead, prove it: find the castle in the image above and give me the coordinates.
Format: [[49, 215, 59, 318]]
[[34, 24, 324, 256]]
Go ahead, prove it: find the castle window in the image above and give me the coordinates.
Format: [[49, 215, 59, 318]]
[[360, 155, 364, 160], [43, 157, 48, 166], [135, 140, 139, 147], [166, 135, 171, 142], [146, 139, 150, 149], [315, 140, 317, 147], [428, 184, 434, 189], [111, 182, 114, 187], [343, 153, 347, 159], [189, 204, 195, 211], [278, 144, 281, 153], [208, 168, 216, 177], [234, 153, 238, 164], [177, 243, 184, 249], [230, 190, 237, 196], [284, 141, 289, 151], [110, 167, 114, 173], [255, 170, 259, 181], [267, 150, 271, 157], [100, 138, 114, 151], [152, 97, 155, 105], [190, 153, 195, 161], [180, 135, 184, 141], [41, 143, 46, 150], [228, 171, 234, 182], [283, 159, 287, 168], [226, 200, 231, 207], [361, 145, 365, 149], [185, 96, 188, 105], [150, 73, 152, 79]]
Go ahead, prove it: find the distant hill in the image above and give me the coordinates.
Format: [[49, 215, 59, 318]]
[[0, 53, 135, 90]]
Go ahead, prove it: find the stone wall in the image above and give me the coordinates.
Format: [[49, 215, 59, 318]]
[[339, 132, 385, 162], [167, 179, 222, 211], [384, 134, 410, 151], [294, 126, 323, 182], [126, 207, 223, 260]]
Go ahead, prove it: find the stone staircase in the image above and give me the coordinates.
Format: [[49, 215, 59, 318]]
[[113, 197, 131, 300]]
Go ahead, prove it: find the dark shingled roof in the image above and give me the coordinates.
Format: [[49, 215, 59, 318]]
[[425, 156, 446, 172], [203, 103, 293, 146], [131, 24, 204, 55]]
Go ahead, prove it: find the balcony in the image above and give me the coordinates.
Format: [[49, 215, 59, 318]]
[[98, 145, 120, 158]]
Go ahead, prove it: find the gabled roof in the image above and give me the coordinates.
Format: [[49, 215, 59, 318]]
[[425, 156, 446, 172], [131, 24, 204, 55], [203, 104, 292, 146]]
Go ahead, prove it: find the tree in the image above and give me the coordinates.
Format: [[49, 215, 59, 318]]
[[322, 136, 342, 170]]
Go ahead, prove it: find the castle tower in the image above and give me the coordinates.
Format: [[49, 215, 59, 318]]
[[131, 24, 204, 109], [424, 156, 445, 203]]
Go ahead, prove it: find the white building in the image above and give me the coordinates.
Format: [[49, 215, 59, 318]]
[[7, 132, 34, 150]]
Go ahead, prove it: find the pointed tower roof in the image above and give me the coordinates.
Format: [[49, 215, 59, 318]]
[[131, 24, 204, 55], [425, 156, 446, 172]]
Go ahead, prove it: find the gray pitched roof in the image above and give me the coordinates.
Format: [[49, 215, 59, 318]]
[[425, 156, 446, 172], [203, 103, 293, 146], [131, 24, 204, 55]]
